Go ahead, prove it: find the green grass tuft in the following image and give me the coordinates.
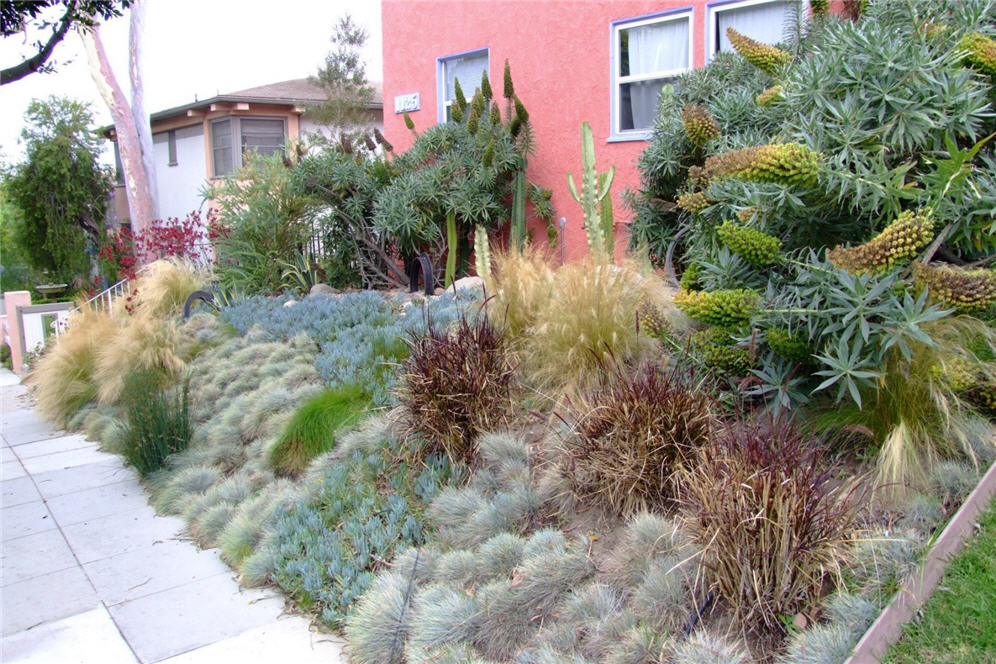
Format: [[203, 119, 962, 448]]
[[266, 384, 371, 476]]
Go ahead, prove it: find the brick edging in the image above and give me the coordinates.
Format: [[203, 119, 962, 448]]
[[844, 458, 996, 663]]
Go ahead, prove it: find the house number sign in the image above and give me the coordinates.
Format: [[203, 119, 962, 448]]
[[394, 93, 421, 114]]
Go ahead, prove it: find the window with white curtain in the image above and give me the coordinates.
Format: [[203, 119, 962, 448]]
[[612, 10, 692, 138], [709, 0, 796, 56], [438, 48, 489, 123], [210, 117, 286, 177]]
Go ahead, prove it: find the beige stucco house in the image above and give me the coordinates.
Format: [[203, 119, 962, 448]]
[[103, 78, 383, 224]]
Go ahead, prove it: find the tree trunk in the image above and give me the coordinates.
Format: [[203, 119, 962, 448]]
[[128, 0, 158, 217], [81, 24, 156, 236]]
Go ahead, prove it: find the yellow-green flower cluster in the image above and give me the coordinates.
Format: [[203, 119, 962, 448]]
[[704, 143, 820, 187], [716, 220, 783, 267], [959, 32, 996, 77], [691, 328, 753, 374], [810, 0, 829, 17], [756, 85, 784, 107], [675, 289, 759, 328], [736, 207, 759, 224], [680, 262, 702, 292], [827, 211, 934, 274], [682, 104, 721, 146], [913, 262, 996, 313], [766, 327, 813, 364], [929, 356, 977, 393], [726, 27, 792, 75], [677, 191, 712, 213], [637, 303, 671, 339]]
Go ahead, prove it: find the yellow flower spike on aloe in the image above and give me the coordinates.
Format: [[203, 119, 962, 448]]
[[827, 210, 934, 274], [726, 27, 792, 76], [913, 262, 996, 313]]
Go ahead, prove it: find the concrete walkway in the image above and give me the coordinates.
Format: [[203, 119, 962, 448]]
[[0, 369, 346, 663]]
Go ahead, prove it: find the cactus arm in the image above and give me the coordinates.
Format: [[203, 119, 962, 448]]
[[567, 173, 580, 201], [445, 210, 457, 287], [598, 165, 616, 200], [599, 173, 614, 258], [511, 170, 527, 252]]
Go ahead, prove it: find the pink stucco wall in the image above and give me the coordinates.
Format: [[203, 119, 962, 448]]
[[382, 0, 713, 262]]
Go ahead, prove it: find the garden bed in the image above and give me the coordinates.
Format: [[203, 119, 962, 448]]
[[23, 2, 996, 661]]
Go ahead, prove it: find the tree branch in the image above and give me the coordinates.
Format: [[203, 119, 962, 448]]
[[0, 1, 77, 86]]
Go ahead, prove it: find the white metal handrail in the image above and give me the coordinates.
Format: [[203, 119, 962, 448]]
[[70, 265, 151, 317]]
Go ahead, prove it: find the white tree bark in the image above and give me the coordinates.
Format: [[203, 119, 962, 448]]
[[129, 0, 158, 217], [81, 23, 156, 237]]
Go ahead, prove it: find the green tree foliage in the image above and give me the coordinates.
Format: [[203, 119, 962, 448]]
[[0, 184, 41, 292], [4, 96, 111, 283], [306, 13, 377, 146], [291, 64, 553, 290]]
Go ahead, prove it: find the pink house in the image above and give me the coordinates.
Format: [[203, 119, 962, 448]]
[[382, 0, 812, 261]]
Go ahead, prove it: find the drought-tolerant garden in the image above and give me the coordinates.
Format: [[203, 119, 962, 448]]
[[19, 1, 996, 662]]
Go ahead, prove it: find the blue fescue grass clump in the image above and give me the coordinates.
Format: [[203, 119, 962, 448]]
[[268, 424, 458, 629], [218, 291, 480, 405]]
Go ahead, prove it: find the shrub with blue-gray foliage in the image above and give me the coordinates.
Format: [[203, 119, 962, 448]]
[[268, 416, 458, 629], [346, 432, 705, 664], [219, 290, 479, 405]]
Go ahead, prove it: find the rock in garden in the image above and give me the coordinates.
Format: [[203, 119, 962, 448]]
[[310, 283, 339, 296]]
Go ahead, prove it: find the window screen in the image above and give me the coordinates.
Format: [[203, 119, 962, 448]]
[[715, 1, 792, 53], [240, 118, 285, 158], [614, 13, 691, 134], [211, 119, 233, 177], [440, 49, 488, 121]]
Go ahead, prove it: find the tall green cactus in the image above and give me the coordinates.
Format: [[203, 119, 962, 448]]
[[511, 169, 527, 252], [445, 210, 457, 287], [567, 121, 615, 261]]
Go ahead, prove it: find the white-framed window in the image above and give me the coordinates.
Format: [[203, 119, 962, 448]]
[[210, 116, 286, 177], [611, 8, 693, 139], [708, 0, 798, 58], [437, 48, 489, 123], [167, 130, 178, 166]]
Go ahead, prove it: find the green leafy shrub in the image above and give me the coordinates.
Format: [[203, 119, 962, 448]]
[[565, 364, 715, 515], [207, 152, 313, 294], [398, 313, 517, 465], [119, 371, 192, 477], [267, 384, 370, 476], [291, 64, 553, 290], [5, 97, 110, 284], [679, 417, 860, 634]]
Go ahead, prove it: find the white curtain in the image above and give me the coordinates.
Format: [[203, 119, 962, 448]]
[[717, 1, 792, 52], [625, 20, 688, 130], [446, 52, 488, 99]]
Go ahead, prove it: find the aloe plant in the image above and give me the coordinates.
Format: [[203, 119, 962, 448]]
[[567, 121, 615, 261]]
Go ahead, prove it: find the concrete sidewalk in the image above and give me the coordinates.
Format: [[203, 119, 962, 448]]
[[0, 369, 345, 663]]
